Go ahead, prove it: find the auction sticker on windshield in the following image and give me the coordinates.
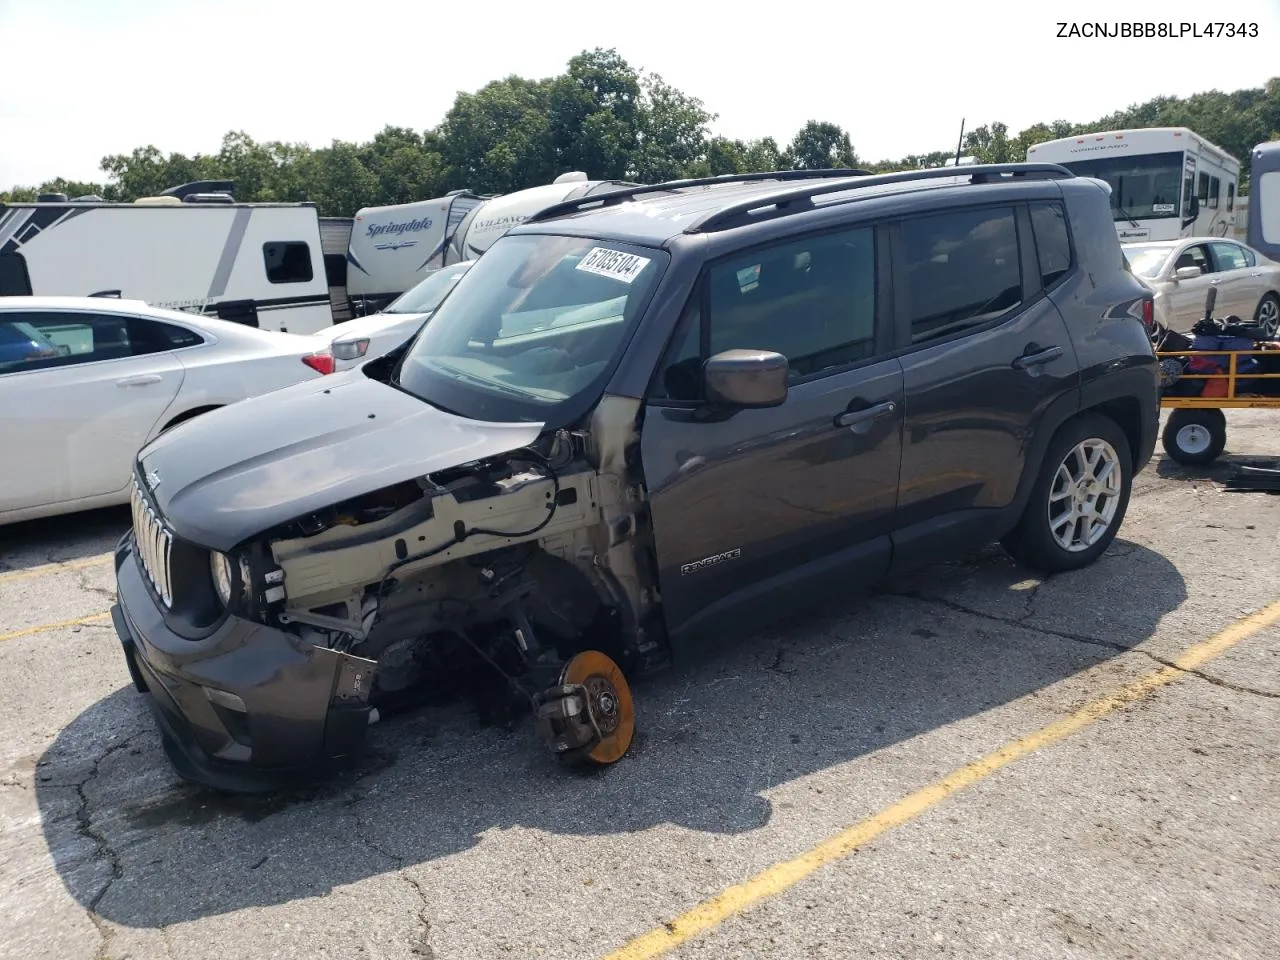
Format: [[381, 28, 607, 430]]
[[575, 247, 652, 283]]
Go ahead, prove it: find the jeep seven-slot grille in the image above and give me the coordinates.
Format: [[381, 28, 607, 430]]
[[130, 479, 174, 608]]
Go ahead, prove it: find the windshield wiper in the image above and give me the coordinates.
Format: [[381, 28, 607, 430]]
[[1114, 203, 1141, 228]]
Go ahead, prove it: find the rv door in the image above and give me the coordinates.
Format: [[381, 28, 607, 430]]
[[1247, 141, 1280, 262]]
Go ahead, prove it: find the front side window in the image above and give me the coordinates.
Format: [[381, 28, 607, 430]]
[[651, 227, 879, 403], [395, 234, 666, 424], [263, 241, 313, 284], [1172, 244, 1212, 275], [900, 206, 1023, 344]]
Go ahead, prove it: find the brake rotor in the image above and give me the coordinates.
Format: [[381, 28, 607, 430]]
[[559, 650, 635, 765]]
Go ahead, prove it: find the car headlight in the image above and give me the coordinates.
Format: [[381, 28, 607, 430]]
[[210, 551, 234, 606], [332, 338, 370, 361]]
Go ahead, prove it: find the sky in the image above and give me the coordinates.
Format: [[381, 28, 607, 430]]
[[1, 0, 1279, 189]]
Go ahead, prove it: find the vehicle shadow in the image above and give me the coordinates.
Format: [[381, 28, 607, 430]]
[[35, 539, 1187, 928], [1155, 454, 1280, 485], [0, 505, 131, 572]]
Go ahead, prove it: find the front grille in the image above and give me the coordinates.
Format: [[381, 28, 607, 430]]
[[130, 478, 174, 608]]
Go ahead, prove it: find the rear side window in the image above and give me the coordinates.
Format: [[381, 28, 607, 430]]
[[0, 312, 132, 373], [1209, 242, 1248, 271], [1029, 202, 1073, 289], [900, 206, 1023, 344], [264, 241, 314, 284], [0, 254, 32, 296]]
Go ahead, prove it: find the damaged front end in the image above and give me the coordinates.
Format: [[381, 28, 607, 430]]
[[112, 395, 666, 791]]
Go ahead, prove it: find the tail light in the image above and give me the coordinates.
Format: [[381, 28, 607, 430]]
[[301, 350, 335, 375], [1142, 297, 1154, 332]]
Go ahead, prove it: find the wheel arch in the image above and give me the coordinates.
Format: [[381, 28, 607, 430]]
[[160, 404, 223, 434]]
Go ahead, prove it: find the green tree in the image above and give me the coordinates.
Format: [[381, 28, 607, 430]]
[[436, 75, 557, 193], [631, 72, 714, 182], [547, 48, 642, 180], [784, 120, 859, 170]]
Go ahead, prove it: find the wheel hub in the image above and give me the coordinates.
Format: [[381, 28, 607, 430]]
[[1048, 438, 1123, 553]]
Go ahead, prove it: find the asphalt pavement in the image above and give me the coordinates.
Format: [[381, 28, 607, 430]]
[[1, 409, 1277, 960]]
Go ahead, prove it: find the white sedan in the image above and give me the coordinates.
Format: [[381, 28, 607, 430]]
[[0, 296, 337, 526], [1123, 237, 1280, 336], [313, 261, 475, 372]]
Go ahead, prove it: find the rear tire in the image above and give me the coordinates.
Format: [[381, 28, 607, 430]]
[[1001, 413, 1133, 574], [1254, 292, 1280, 339], [1161, 408, 1226, 465]]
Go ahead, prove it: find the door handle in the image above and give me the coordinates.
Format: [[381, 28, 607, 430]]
[[1011, 345, 1064, 371], [835, 400, 897, 433], [116, 374, 163, 387], [1208, 278, 1222, 284]]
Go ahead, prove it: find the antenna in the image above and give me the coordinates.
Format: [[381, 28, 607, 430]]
[[955, 119, 966, 167]]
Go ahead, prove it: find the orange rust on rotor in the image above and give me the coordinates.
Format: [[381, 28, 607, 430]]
[[560, 650, 635, 765]]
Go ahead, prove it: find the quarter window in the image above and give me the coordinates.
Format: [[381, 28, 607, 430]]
[[263, 241, 314, 284], [900, 206, 1023, 343], [1029, 202, 1073, 289]]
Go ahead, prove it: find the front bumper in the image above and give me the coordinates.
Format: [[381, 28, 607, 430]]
[[111, 533, 376, 793]]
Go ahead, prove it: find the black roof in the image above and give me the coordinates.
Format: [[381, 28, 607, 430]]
[[509, 163, 1076, 247]]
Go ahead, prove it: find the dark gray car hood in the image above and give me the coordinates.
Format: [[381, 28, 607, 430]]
[[137, 371, 544, 551]]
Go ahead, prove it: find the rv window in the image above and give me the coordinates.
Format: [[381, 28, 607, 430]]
[[263, 242, 314, 284], [1228, 181, 1236, 211], [0, 254, 32, 296], [1208, 176, 1220, 209], [1198, 172, 1210, 203]]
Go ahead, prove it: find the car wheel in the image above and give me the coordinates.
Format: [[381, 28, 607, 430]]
[[1001, 414, 1133, 574], [1161, 408, 1227, 465], [1254, 293, 1280, 338]]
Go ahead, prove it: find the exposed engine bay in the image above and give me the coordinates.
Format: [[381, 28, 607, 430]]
[[241, 397, 665, 764]]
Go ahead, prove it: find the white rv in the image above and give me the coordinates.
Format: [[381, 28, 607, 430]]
[[1247, 140, 1280, 262], [1026, 127, 1242, 242], [344, 172, 638, 313], [344, 189, 489, 315], [0, 181, 338, 334]]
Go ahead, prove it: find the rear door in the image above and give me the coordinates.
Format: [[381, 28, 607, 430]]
[[1206, 240, 1263, 319], [888, 199, 1080, 569], [0, 310, 184, 511], [640, 223, 904, 641]]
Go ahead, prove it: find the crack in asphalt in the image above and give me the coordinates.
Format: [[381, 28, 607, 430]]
[[881, 589, 1280, 701], [75, 735, 137, 960], [349, 809, 437, 958]]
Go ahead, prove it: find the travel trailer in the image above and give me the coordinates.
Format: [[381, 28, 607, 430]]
[[0, 181, 340, 335], [1247, 140, 1280, 261], [345, 172, 639, 314], [1026, 127, 1241, 242]]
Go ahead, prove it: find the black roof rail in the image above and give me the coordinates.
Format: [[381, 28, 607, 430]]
[[685, 162, 1076, 233], [523, 168, 874, 224]]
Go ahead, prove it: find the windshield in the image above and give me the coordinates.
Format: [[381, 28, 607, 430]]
[[1061, 150, 1184, 220], [1122, 244, 1174, 278], [394, 234, 666, 424], [383, 263, 474, 314]]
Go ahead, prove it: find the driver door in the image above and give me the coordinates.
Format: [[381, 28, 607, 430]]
[[1165, 243, 1217, 326], [639, 224, 904, 644]]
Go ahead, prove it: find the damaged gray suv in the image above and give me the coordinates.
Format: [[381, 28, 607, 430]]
[[110, 164, 1160, 792]]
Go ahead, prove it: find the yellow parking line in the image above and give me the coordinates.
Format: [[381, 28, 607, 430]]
[[0, 612, 112, 644], [602, 600, 1280, 960], [0, 554, 112, 584]]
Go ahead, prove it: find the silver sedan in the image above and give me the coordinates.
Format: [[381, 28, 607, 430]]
[[1123, 237, 1280, 336]]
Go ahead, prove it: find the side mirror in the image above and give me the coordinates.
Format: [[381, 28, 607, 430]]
[[1174, 266, 1202, 282], [703, 349, 788, 409]]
